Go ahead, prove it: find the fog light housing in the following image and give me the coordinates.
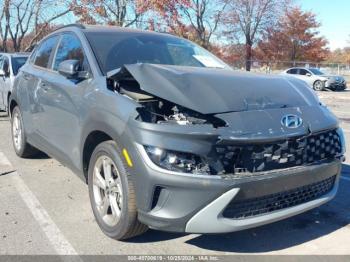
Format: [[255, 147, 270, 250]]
[[144, 146, 209, 174]]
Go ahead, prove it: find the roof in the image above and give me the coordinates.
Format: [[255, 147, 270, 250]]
[[286, 67, 319, 70], [56, 23, 172, 38]]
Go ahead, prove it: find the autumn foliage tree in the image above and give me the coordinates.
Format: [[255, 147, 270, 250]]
[[71, 0, 152, 26], [257, 7, 329, 63], [326, 47, 350, 65]]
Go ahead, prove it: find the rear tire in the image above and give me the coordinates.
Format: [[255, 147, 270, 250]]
[[88, 141, 148, 240], [11, 106, 40, 158], [313, 80, 324, 91]]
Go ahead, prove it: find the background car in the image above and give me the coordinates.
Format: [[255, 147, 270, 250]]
[[281, 67, 347, 91], [0, 52, 29, 115]]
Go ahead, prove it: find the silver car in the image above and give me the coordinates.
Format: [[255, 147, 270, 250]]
[[0, 53, 29, 115], [281, 67, 347, 91]]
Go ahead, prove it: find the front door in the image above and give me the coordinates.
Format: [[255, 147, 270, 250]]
[[296, 69, 314, 87], [39, 33, 92, 169]]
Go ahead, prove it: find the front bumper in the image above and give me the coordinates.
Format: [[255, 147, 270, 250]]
[[186, 173, 338, 233], [123, 109, 342, 234], [131, 140, 341, 233], [325, 81, 347, 90]]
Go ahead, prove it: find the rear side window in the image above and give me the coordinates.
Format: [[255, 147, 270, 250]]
[[53, 34, 88, 71], [287, 68, 297, 74], [34, 36, 59, 68]]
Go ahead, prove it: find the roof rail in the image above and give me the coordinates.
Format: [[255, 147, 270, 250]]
[[55, 24, 86, 32]]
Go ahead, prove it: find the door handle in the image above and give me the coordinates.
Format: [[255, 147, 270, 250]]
[[40, 82, 50, 91], [23, 73, 31, 80]]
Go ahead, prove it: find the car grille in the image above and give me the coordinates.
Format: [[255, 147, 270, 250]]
[[215, 129, 341, 174], [223, 175, 336, 219]]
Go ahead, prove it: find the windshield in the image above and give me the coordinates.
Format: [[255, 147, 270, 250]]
[[85, 31, 230, 74], [309, 68, 325, 75], [11, 56, 28, 75]]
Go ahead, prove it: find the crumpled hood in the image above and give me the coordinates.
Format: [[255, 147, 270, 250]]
[[114, 63, 320, 114]]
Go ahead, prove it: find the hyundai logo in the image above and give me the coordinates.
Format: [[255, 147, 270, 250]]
[[281, 115, 303, 128]]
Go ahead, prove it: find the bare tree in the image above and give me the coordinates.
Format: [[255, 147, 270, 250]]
[[223, 0, 289, 71], [0, 0, 11, 51], [24, 0, 71, 51], [0, 0, 71, 52], [181, 0, 227, 48]]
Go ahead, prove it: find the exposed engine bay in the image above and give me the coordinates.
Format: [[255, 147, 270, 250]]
[[107, 67, 226, 127]]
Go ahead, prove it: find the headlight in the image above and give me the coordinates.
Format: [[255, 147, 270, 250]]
[[337, 128, 346, 154], [144, 146, 210, 174]]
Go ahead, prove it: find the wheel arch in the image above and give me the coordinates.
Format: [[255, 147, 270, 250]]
[[81, 123, 124, 183], [9, 96, 18, 117], [7, 91, 11, 105], [313, 79, 326, 91]]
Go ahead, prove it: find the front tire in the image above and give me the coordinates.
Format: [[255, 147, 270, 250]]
[[88, 141, 148, 240], [313, 80, 324, 91], [11, 106, 39, 158]]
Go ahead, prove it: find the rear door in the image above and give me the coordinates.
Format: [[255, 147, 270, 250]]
[[22, 35, 60, 146]]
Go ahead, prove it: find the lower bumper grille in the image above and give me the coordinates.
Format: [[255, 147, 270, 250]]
[[223, 175, 336, 219], [216, 129, 342, 174]]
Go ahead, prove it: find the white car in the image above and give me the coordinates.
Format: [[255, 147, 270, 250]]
[[0, 53, 29, 115], [281, 67, 347, 91]]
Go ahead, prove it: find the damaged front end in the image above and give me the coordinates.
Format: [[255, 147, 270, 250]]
[[107, 63, 345, 178]]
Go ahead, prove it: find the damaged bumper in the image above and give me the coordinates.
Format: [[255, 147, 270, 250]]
[[134, 143, 341, 233], [123, 113, 344, 233]]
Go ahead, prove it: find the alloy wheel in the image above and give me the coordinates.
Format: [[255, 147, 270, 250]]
[[314, 81, 323, 91], [12, 111, 22, 151], [93, 156, 123, 227]]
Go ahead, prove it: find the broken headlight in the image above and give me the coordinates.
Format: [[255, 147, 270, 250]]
[[144, 146, 210, 174]]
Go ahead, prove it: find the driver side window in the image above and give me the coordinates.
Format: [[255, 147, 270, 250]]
[[299, 69, 309, 76], [53, 33, 89, 72]]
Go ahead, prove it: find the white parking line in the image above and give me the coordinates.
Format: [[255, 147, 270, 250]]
[[0, 151, 80, 258], [341, 176, 350, 182], [0, 152, 12, 167]]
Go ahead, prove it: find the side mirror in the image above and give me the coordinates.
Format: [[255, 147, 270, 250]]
[[0, 69, 4, 77], [58, 60, 80, 78], [306, 73, 311, 77]]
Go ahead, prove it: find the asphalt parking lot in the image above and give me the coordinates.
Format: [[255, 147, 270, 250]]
[[0, 90, 350, 256]]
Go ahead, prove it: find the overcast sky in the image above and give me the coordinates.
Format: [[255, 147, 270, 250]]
[[299, 0, 350, 50]]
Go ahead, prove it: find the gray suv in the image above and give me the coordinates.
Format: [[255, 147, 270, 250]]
[[0, 53, 29, 114], [10, 24, 346, 240]]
